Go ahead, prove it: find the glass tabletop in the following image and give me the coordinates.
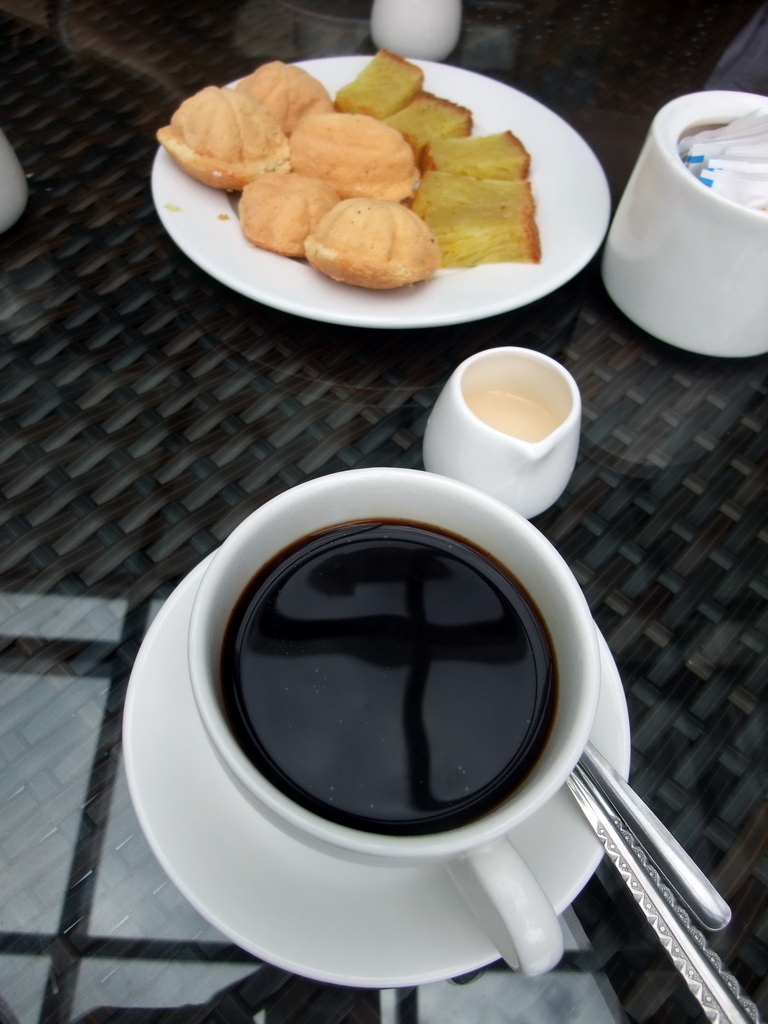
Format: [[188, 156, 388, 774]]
[[0, 0, 766, 1021]]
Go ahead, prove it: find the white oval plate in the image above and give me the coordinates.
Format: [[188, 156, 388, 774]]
[[123, 555, 630, 988], [151, 57, 610, 328]]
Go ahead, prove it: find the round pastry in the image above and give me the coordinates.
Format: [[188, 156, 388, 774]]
[[236, 61, 334, 135], [239, 173, 340, 257], [289, 113, 418, 202], [304, 198, 440, 289], [157, 86, 290, 191]]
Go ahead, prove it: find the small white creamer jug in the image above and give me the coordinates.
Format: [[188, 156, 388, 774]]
[[423, 347, 581, 519]]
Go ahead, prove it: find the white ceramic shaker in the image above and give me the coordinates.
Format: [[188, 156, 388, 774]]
[[370, 0, 462, 61]]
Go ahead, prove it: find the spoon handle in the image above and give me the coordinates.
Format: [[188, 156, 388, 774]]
[[567, 766, 761, 1024], [580, 741, 731, 932]]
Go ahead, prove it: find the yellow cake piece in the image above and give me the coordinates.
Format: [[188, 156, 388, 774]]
[[412, 171, 540, 267], [334, 50, 424, 120], [420, 131, 531, 181], [384, 91, 472, 161]]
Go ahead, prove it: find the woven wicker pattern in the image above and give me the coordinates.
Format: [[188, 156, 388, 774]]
[[0, 1, 766, 1021]]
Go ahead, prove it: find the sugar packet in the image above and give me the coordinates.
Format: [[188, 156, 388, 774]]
[[678, 110, 768, 212]]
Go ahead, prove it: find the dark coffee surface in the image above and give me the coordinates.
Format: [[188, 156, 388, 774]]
[[222, 522, 554, 834]]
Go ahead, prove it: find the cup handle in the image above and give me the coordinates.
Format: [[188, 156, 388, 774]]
[[446, 836, 564, 976]]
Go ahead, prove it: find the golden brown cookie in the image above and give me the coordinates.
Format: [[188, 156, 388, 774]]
[[239, 173, 340, 257], [289, 113, 418, 202], [157, 86, 290, 191], [304, 198, 440, 289], [236, 61, 334, 135]]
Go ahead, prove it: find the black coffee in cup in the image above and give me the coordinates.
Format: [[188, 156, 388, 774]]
[[221, 520, 555, 836]]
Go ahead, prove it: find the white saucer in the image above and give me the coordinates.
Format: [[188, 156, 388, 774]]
[[123, 557, 630, 988]]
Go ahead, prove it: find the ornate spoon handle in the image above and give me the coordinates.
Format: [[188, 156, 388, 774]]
[[567, 764, 762, 1024], [581, 741, 731, 931]]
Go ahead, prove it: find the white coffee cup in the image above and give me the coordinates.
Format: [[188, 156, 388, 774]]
[[601, 90, 768, 357], [422, 347, 581, 520], [189, 467, 600, 976], [0, 128, 27, 234]]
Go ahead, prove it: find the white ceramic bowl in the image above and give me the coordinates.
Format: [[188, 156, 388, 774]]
[[601, 90, 768, 357]]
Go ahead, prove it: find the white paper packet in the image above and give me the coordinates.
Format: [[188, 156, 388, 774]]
[[678, 110, 768, 212]]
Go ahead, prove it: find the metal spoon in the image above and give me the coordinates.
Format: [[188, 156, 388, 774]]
[[567, 765, 759, 1024], [576, 741, 731, 932]]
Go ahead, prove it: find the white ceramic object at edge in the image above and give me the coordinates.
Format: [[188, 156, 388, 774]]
[[188, 467, 601, 977], [0, 128, 27, 233], [601, 90, 768, 357], [370, 0, 462, 62], [422, 347, 581, 520]]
